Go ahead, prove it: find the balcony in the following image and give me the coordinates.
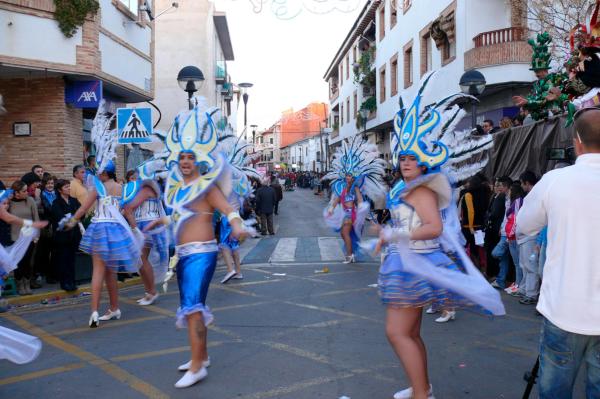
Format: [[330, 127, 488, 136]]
[[464, 27, 531, 70], [216, 60, 226, 83]]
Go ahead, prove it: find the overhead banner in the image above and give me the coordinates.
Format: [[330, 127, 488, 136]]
[[65, 80, 103, 108], [117, 107, 153, 144]]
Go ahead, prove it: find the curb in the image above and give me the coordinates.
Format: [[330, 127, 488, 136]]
[[3, 277, 143, 307]]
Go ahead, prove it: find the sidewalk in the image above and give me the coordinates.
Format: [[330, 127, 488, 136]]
[[1, 276, 143, 308]]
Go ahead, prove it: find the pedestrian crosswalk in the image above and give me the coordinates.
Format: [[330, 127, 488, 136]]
[[238, 236, 377, 264]]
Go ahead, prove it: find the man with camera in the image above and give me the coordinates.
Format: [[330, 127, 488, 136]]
[[517, 107, 600, 398]]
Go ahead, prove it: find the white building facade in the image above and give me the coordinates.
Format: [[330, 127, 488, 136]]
[[324, 0, 532, 161], [0, 0, 155, 181], [154, 0, 237, 133], [283, 136, 325, 173]]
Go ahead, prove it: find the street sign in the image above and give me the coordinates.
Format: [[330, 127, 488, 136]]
[[65, 80, 103, 108], [117, 107, 152, 144]]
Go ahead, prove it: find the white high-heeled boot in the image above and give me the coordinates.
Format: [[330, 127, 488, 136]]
[[434, 310, 456, 323]]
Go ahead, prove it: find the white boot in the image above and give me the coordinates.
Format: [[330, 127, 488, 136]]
[[98, 309, 121, 321], [89, 311, 99, 328], [393, 384, 433, 399]]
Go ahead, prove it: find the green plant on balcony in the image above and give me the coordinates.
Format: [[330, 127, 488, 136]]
[[353, 46, 376, 84], [54, 0, 99, 38], [332, 121, 339, 132]]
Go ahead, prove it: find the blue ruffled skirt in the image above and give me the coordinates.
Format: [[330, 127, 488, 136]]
[[79, 222, 138, 273], [218, 217, 239, 251], [378, 250, 490, 314], [176, 250, 218, 328]]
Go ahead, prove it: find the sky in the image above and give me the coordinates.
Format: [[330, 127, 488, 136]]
[[212, 0, 364, 131]]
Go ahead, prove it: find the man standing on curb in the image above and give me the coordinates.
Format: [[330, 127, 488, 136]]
[[517, 107, 600, 398]]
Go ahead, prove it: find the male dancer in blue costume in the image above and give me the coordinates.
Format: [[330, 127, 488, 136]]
[[149, 100, 247, 388]]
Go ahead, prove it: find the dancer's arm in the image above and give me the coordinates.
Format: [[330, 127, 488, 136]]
[[68, 189, 98, 225], [123, 186, 155, 229], [355, 186, 364, 205], [0, 208, 47, 229], [206, 186, 246, 240], [327, 195, 340, 215]]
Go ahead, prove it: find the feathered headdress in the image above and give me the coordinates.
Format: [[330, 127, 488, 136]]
[[323, 135, 387, 202], [391, 72, 493, 182], [165, 97, 219, 170], [0, 189, 12, 203], [91, 99, 117, 174]]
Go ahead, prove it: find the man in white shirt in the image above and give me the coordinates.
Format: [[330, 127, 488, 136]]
[[517, 107, 600, 398]]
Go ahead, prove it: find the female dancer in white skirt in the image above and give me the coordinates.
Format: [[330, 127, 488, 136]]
[[0, 189, 46, 364], [65, 101, 140, 327], [373, 72, 503, 399]]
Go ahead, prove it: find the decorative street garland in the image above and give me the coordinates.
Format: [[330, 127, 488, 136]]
[[54, 0, 99, 38]]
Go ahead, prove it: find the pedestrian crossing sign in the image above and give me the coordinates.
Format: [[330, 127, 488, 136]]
[[117, 107, 152, 144]]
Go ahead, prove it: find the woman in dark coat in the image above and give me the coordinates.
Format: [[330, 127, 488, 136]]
[[50, 179, 82, 291]]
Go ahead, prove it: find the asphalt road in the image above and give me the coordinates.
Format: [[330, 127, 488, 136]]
[[0, 188, 584, 398]]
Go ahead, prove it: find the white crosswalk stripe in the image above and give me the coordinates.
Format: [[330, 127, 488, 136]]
[[269, 237, 298, 262], [317, 237, 345, 261]]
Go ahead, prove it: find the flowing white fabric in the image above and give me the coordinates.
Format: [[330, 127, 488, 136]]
[[104, 201, 143, 261], [0, 326, 42, 364], [385, 231, 506, 316], [322, 201, 370, 238], [0, 228, 39, 275]]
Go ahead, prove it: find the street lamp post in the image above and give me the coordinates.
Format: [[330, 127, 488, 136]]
[[177, 66, 205, 110], [238, 82, 253, 138], [459, 69, 486, 129], [359, 108, 369, 141]]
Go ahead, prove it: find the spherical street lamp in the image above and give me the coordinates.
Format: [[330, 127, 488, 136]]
[[459, 69, 486, 129], [177, 66, 205, 110]]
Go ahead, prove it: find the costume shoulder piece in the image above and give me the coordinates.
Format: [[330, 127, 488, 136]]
[[322, 135, 387, 202], [389, 71, 493, 206], [164, 154, 226, 211]]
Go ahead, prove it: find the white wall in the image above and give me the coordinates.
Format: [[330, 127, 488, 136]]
[[154, 0, 218, 132], [100, 32, 152, 91], [100, 0, 152, 56], [0, 10, 81, 64]]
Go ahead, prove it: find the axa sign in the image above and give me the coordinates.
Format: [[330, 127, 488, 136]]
[[65, 80, 103, 108]]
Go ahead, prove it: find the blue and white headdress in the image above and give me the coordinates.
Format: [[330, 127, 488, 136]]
[[0, 189, 13, 203], [322, 135, 388, 202], [214, 119, 260, 202], [391, 72, 493, 182], [163, 98, 229, 213], [91, 99, 117, 175]]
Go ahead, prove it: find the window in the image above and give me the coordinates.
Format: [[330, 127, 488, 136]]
[[340, 104, 344, 126], [379, 5, 385, 41], [379, 64, 386, 103], [420, 31, 432, 76], [346, 55, 350, 80], [353, 45, 357, 63], [390, 54, 398, 96], [317, 151, 321, 162], [118, 0, 138, 15], [346, 98, 350, 123], [390, 2, 397, 28], [403, 40, 413, 88], [353, 91, 357, 116], [270, 137, 273, 144], [305, 147, 308, 156], [340, 64, 343, 85], [403, 0, 412, 13]]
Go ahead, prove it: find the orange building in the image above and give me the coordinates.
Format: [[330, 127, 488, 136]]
[[279, 102, 328, 148]]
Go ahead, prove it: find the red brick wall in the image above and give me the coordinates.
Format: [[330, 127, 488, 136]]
[[464, 41, 531, 70], [0, 77, 83, 184]]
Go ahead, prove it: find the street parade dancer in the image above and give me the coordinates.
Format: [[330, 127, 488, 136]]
[[65, 100, 141, 328], [322, 136, 387, 263], [215, 123, 260, 283], [122, 155, 170, 306], [372, 72, 505, 399], [148, 98, 247, 388], [0, 189, 45, 364]]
